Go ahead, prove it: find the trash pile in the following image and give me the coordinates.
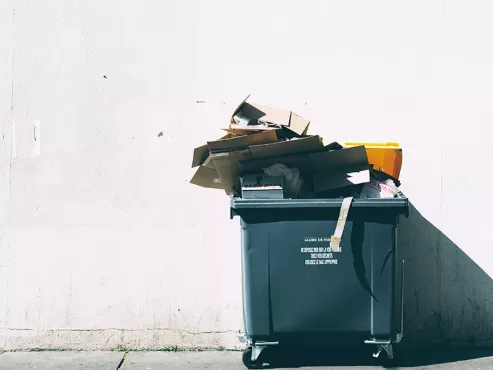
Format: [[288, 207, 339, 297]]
[[190, 96, 403, 200]]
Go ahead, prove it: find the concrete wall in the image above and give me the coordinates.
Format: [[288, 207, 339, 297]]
[[1, 0, 493, 350]]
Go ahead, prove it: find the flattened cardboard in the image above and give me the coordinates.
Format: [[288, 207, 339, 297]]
[[207, 130, 278, 153], [209, 136, 322, 194], [310, 146, 368, 171], [230, 96, 310, 137], [249, 135, 322, 159], [190, 165, 223, 189], [238, 152, 313, 175], [231, 94, 251, 117], [238, 146, 366, 175], [222, 124, 277, 136], [313, 167, 370, 192], [238, 145, 370, 192], [249, 103, 291, 127], [310, 146, 370, 192]]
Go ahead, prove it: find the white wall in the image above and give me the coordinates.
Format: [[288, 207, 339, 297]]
[[1, 0, 493, 350]]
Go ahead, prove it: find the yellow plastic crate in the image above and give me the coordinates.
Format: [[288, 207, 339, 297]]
[[345, 142, 402, 179]]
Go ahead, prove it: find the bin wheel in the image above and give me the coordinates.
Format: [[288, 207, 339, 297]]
[[381, 355, 396, 368], [375, 350, 395, 368], [242, 347, 263, 369]]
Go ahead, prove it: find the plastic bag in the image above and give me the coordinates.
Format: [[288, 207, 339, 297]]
[[263, 164, 303, 198]]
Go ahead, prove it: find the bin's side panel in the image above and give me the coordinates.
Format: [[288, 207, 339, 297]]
[[368, 220, 396, 338], [392, 220, 404, 339], [241, 220, 271, 337]]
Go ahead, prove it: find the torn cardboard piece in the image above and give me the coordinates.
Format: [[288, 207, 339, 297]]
[[330, 197, 353, 252], [229, 96, 310, 137]]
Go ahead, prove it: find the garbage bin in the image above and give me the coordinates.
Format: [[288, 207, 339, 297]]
[[231, 197, 409, 368]]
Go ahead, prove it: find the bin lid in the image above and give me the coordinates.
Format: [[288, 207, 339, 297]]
[[231, 197, 408, 213]]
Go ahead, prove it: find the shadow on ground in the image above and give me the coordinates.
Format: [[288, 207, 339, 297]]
[[260, 346, 493, 368]]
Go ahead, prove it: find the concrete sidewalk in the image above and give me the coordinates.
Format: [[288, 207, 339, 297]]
[[1, 350, 493, 369]]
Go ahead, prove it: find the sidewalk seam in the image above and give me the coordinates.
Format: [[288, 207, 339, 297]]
[[116, 350, 128, 370]]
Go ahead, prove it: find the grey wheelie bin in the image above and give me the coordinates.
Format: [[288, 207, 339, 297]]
[[231, 197, 409, 369]]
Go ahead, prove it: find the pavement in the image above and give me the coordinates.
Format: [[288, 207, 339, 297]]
[[1, 349, 493, 369]]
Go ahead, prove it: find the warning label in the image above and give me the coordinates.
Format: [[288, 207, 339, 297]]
[[301, 237, 340, 266]]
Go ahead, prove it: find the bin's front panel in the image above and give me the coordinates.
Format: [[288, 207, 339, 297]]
[[239, 208, 398, 339], [269, 219, 372, 333]]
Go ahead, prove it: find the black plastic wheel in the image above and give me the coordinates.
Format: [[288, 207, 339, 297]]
[[376, 350, 396, 368], [242, 347, 263, 369]]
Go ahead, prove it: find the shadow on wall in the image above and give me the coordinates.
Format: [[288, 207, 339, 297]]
[[399, 202, 493, 346], [267, 203, 493, 369]]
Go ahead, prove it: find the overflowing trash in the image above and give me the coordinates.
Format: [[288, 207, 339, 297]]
[[190, 96, 404, 200]]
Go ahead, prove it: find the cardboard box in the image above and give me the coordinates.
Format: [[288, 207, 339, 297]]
[[228, 96, 310, 137]]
